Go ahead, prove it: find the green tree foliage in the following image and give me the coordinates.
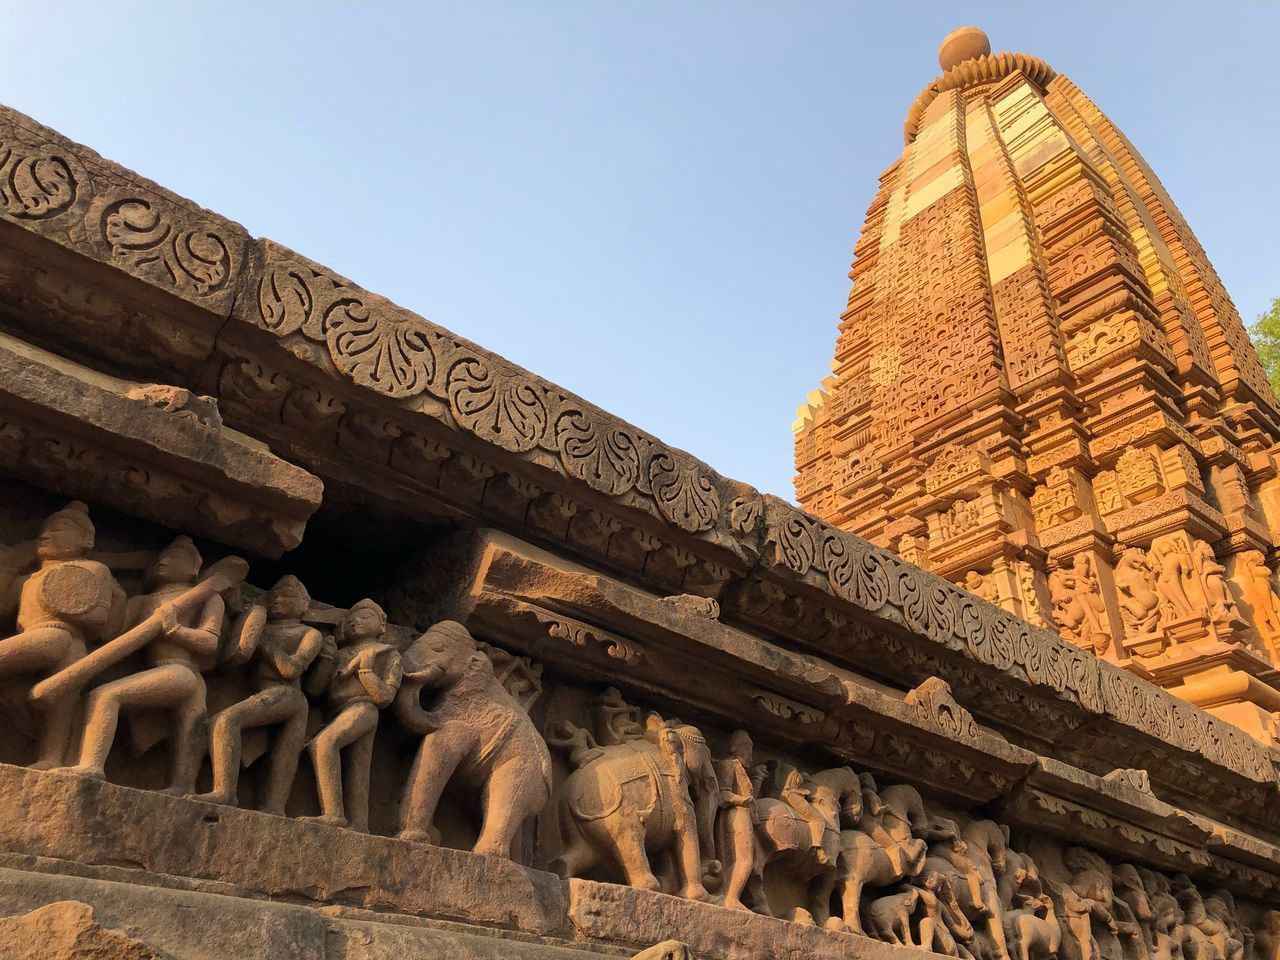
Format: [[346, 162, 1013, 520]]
[[1250, 296, 1280, 397]]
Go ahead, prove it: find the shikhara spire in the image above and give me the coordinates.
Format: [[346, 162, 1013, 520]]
[[795, 29, 1280, 743]]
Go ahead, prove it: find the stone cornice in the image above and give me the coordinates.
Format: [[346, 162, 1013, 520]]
[[0, 102, 1277, 841]]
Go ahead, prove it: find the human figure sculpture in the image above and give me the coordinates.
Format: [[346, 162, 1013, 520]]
[[1050, 558, 1108, 654], [1236, 551, 1280, 651], [196, 575, 325, 814], [924, 821, 1001, 960], [1151, 541, 1197, 623], [836, 774, 933, 935], [304, 598, 402, 832], [395, 620, 550, 857], [915, 867, 978, 959], [961, 819, 1013, 960], [714, 729, 759, 913], [1202, 893, 1244, 960], [549, 710, 709, 900], [0, 502, 123, 769], [998, 845, 1042, 912], [593, 685, 644, 745], [55, 537, 227, 794], [1112, 864, 1155, 957], [1115, 550, 1161, 636], [1150, 893, 1186, 960], [965, 571, 1000, 606], [1058, 879, 1109, 960], [750, 764, 858, 927], [1190, 542, 1236, 623], [1254, 911, 1280, 960]]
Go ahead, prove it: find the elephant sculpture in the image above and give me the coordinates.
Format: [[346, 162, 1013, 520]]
[[548, 713, 714, 901], [394, 620, 552, 858]]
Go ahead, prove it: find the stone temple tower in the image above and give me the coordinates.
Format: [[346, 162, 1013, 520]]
[[794, 28, 1280, 742]]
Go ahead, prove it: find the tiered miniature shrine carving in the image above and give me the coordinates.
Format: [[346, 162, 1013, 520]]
[[0, 24, 1276, 960], [795, 26, 1280, 745]]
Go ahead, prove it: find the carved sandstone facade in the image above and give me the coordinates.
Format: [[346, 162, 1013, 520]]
[[794, 28, 1280, 745], [0, 38, 1279, 960]]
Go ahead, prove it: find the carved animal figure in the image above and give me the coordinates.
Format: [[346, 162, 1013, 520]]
[[835, 775, 933, 934], [548, 713, 709, 900], [1004, 893, 1061, 960], [865, 886, 920, 946], [395, 621, 551, 858], [750, 765, 858, 927]]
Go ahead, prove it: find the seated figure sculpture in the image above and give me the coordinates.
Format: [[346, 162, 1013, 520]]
[[55, 536, 227, 794], [0, 502, 123, 769], [197, 575, 325, 814], [304, 598, 401, 832]]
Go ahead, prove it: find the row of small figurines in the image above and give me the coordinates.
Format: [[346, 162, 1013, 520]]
[[2, 501, 1276, 958], [0, 499, 516, 843], [533, 688, 1275, 960]]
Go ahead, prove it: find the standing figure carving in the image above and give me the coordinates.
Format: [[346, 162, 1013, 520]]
[[1151, 541, 1197, 623], [548, 709, 711, 901], [1190, 542, 1236, 624], [714, 729, 760, 913], [1236, 551, 1280, 652], [197, 575, 325, 814], [54, 537, 229, 795], [1115, 550, 1161, 636], [305, 599, 401, 832], [395, 621, 550, 858], [0, 502, 123, 769]]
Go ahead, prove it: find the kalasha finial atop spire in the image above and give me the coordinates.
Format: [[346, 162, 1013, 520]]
[[938, 26, 991, 72]]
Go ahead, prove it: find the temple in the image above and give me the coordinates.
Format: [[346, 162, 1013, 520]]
[[795, 27, 1280, 745], [0, 26, 1278, 960]]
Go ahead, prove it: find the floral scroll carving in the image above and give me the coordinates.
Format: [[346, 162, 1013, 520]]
[[0, 140, 77, 220], [99, 198, 232, 296]]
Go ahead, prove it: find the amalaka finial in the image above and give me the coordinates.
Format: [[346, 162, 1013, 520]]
[[938, 26, 990, 72]]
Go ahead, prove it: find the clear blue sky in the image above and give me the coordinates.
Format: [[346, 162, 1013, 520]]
[[5, 3, 1277, 501]]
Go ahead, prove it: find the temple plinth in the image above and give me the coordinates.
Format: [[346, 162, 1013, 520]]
[[795, 28, 1280, 743]]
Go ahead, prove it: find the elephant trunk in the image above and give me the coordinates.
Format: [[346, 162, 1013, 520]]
[[395, 663, 446, 735]]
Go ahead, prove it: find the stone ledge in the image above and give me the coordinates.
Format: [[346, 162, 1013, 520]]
[[567, 878, 924, 960], [0, 763, 569, 937], [0, 763, 953, 960]]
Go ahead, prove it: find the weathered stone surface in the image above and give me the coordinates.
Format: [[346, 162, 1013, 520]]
[[0, 867, 327, 960], [0, 765, 569, 936], [0, 899, 167, 959], [0, 331, 321, 556], [568, 879, 918, 960]]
